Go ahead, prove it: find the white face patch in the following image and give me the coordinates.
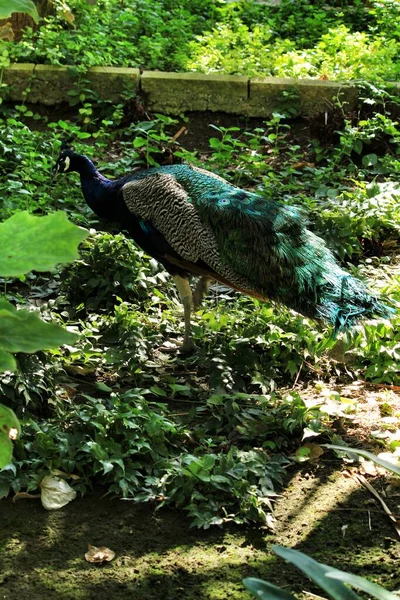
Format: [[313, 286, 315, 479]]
[[64, 156, 70, 171]]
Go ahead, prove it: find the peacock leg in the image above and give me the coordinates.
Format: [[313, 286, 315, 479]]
[[173, 275, 197, 353], [193, 277, 212, 310]]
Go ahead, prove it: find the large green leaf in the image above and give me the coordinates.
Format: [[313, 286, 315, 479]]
[[0, 299, 78, 355], [243, 577, 295, 600], [0, 211, 88, 277], [0, 404, 20, 468], [0, 0, 39, 22], [324, 444, 400, 476], [272, 546, 360, 600], [328, 570, 399, 600], [0, 435, 12, 470], [0, 348, 17, 372]]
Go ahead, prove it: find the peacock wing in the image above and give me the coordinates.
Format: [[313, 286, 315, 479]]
[[121, 173, 221, 265]]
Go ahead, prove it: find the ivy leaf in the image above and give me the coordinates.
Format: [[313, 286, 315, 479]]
[[0, 299, 78, 357], [0, 0, 40, 23], [0, 211, 88, 277]]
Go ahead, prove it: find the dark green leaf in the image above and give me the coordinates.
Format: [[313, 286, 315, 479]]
[[272, 546, 360, 600], [0, 348, 17, 372], [0, 300, 78, 354], [0, 0, 39, 22], [243, 577, 295, 600], [328, 570, 399, 600], [323, 445, 400, 476]]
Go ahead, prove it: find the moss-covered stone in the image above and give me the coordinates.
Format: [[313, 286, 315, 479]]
[[86, 67, 139, 103], [2, 63, 35, 102], [0, 66, 381, 116], [28, 65, 74, 104], [248, 77, 359, 116], [141, 71, 249, 114], [2, 65, 140, 105]]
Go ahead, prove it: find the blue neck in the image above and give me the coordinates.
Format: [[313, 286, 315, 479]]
[[76, 156, 123, 219]]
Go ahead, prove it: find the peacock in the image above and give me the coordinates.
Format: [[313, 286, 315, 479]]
[[53, 146, 393, 352]]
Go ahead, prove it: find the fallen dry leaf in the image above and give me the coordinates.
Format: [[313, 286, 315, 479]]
[[0, 23, 14, 41], [13, 492, 41, 502], [85, 544, 115, 564], [302, 442, 325, 462], [40, 476, 77, 510]]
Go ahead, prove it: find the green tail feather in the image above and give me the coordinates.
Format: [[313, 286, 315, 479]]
[[194, 187, 394, 329]]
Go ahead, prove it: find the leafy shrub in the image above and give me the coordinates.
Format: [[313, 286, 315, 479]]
[[60, 232, 169, 313], [4, 0, 400, 80], [0, 389, 305, 527]]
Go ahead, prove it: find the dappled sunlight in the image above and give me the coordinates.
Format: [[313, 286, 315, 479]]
[[2, 467, 398, 599], [273, 468, 360, 541]]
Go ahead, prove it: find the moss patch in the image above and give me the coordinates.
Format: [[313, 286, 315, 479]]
[[1, 464, 398, 600]]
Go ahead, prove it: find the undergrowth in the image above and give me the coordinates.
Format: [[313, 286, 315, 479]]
[[3, 0, 400, 81], [0, 85, 400, 526]]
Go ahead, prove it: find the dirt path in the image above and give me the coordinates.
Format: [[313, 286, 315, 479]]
[[1, 463, 399, 600]]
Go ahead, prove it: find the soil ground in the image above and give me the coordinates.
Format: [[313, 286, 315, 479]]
[[1, 454, 399, 600]]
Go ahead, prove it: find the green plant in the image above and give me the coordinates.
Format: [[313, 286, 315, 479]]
[[0, 0, 39, 22], [4, 0, 400, 81], [60, 232, 168, 313], [0, 211, 86, 372], [0, 210, 87, 465], [325, 444, 400, 476], [244, 545, 398, 600]]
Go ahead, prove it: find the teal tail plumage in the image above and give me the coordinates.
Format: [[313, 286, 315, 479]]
[[190, 180, 394, 330]]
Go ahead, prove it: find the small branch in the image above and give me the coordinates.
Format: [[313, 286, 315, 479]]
[[353, 473, 400, 539]]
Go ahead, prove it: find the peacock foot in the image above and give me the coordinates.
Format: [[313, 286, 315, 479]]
[[179, 338, 199, 354]]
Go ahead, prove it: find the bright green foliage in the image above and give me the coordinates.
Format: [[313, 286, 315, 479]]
[[0, 299, 77, 367], [0, 211, 88, 277], [4, 0, 400, 81], [0, 0, 39, 22], [0, 404, 20, 469], [60, 232, 168, 313], [187, 23, 400, 80], [0, 210, 87, 373], [0, 390, 293, 527], [244, 545, 399, 600]]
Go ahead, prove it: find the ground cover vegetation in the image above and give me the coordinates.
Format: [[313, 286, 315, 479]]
[[1, 0, 400, 81], [0, 77, 400, 534], [0, 4, 400, 595]]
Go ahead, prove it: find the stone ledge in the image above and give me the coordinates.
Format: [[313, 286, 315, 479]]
[[141, 71, 249, 114], [247, 77, 360, 116], [3, 64, 399, 117], [2, 64, 140, 105], [2, 63, 35, 102]]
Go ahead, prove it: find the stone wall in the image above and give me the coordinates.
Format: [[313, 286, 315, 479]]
[[3, 64, 398, 116]]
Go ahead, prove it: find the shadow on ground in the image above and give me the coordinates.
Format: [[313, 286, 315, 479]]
[[1, 460, 398, 600]]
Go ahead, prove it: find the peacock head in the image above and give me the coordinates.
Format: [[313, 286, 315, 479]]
[[53, 149, 78, 177]]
